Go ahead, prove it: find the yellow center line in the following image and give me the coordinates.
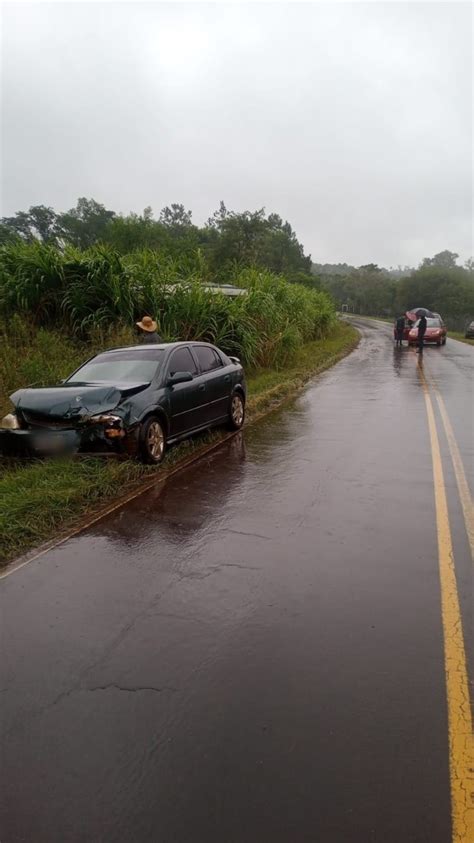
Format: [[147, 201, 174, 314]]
[[416, 359, 473, 842], [424, 369, 473, 561]]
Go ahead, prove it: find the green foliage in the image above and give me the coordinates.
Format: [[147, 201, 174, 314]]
[[420, 250, 459, 269], [321, 264, 397, 317], [0, 240, 66, 322], [0, 206, 58, 243], [159, 203, 193, 227], [320, 251, 473, 329], [1, 198, 313, 282], [204, 207, 312, 279], [56, 197, 116, 248], [396, 266, 474, 329], [0, 242, 335, 372]]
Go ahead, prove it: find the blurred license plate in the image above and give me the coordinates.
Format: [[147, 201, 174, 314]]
[[34, 432, 74, 454]]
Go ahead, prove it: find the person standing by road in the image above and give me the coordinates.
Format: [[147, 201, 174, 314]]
[[395, 315, 405, 347], [417, 314, 427, 353], [136, 316, 162, 344]]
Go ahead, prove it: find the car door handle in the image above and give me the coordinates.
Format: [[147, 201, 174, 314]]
[[224, 375, 231, 383], [198, 384, 206, 391]]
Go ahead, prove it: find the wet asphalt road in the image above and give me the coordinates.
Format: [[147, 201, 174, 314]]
[[0, 320, 472, 842]]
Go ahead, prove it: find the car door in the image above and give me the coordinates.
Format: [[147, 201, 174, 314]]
[[193, 345, 231, 423], [166, 346, 207, 436]]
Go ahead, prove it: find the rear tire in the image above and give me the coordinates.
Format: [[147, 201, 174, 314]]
[[139, 416, 166, 464], [228, 392, 245, 430]]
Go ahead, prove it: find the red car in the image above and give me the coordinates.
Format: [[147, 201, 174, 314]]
[[408, 317, 447, 347]]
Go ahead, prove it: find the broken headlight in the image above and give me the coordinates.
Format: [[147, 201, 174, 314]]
[[1, 412, 20, 430], [89, 414, 123, 425], [89, 413, 125, 439]]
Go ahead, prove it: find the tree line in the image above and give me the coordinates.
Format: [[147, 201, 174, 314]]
[[1, 199, 472, 328], [315, 251, 473, 330], [0, 198, 313, 284]]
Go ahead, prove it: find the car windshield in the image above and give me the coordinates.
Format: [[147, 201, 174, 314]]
[[67, 349, 165, 383], [415, 318, 441, 327]]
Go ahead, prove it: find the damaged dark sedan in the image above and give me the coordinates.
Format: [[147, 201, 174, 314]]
[[0, 342, 246, 463]]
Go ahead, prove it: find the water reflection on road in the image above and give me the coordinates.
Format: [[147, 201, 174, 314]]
[[1, 321, 472, 843]]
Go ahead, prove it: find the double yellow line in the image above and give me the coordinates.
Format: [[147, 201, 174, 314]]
[[417, 360, 473, 842]]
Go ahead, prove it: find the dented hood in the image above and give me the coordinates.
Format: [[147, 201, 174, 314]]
[[11, 382, 150, 421]]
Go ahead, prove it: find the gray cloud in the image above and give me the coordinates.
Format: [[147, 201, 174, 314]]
[[1, 1, 472, 266]]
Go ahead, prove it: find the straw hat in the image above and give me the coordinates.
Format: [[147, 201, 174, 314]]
[[136, 315, 158, 332]]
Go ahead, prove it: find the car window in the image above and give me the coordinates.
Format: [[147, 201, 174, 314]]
[[68, 349, 164, 383], [168, 347, 198, 376], [193, 346, 223, 373], [415, 318, 441, 327]]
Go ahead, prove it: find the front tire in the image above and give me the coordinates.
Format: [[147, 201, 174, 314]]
[[228, 392, 245, 430], [139, 416, 166, 464]]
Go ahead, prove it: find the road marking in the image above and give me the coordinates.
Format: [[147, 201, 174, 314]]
[[418, 362, 473, 842], [427, 373, 473, 561]]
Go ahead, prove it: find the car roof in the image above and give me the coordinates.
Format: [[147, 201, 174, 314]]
[[102, 341, 218, 354]]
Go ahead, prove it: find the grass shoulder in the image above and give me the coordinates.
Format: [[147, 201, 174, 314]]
[[448, 331, 474, 346], [0, 323, 359, 567]]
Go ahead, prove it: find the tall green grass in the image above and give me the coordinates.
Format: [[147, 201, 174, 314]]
[[0, 241, 335, 371]]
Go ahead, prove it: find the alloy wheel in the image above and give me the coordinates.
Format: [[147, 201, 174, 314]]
[[231, 395, 244, 427], [147, 421, 164, 460]]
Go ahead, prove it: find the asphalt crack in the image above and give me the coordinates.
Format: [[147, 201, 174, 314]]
[[86, 684, 178, 694]]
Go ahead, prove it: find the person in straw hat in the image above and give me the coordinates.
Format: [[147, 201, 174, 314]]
[[136, 315, 162, 344]]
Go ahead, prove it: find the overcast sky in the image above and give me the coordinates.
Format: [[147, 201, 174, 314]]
[[1, 1, 472, 267]]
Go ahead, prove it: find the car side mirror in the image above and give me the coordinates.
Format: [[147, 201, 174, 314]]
[[167, 371, 193, 386]]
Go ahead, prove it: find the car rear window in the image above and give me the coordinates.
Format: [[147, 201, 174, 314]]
[[193, 346, 223, 373], [68, 349, 164, 383], [416, 318, 441, 327]]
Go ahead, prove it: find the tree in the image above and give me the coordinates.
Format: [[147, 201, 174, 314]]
[[56, 198, 115, 248], [321, 265, 397, 316], [104, 211, 164, 253], [0, 211, 33, 241], [397, 265, 474, 329], [421, 250, 459, 269], [0, 205, 58, 243], [1, 198, 313, 282], [207, 201, 229, 228], [0, 223, 20, 245], [203, 206, 312, 279], [159, 204, 192, 227]]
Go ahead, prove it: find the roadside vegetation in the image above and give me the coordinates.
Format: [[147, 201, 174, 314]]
[[1, 198, 472, 330], [448, 331, 474, 347], [0, 203, 360, 564], [316, 251, 473, 331], [1, 198, 470, 568], [0, 244, 333, 373], [0, 322, 358, 565], [0, 199, 315, 284]]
